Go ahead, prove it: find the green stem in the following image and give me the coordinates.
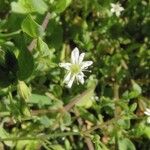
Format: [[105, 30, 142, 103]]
[[42, 142, 51, 150], [0, 30, 21, 37], [8, 90, 13, 104], [0, 112, 10, 117], [0, 132, 80, 142]]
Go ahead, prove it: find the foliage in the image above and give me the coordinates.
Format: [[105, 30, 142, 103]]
[[0, 0, 150, 149]]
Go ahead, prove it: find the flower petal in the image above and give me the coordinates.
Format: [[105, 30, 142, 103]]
[[144, 110, 150, 116], [67, 75, 75, 88], [77, 72, 84, 84], [110, 3, 115, 7], [147, 117, 150, 124], [59, 63, 71, 70], [145, 108, 150, 113], [116, 11, 121, 17], [71, 47, 79, 64], [144, 108, 150, 116], [79, 53, 85, 64], [64, 72, 71, 83], [81, 61, 93, 69], [119, 7, 124, 12], [110, 8, 115, 13]]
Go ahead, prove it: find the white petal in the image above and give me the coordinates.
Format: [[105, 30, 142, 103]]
[[144, 112, 150, 116], [147, 117, 150, 124], [59, 63, 71, 70], [111, 8, 115, 13], [146, 108, 150, 112], [79, 53, 85, 64], [81, 61, 93, 69], [67, 75, 75, 88], [77, 72, 84, 84], [144, 110, 150, 116], [64, 72, 71, 83], [145, 108, 150, 114], [119, 7, 124, 12], [71, 47, 79, 64], [116, 11, 121, 17], [110, 3, 115, 7]]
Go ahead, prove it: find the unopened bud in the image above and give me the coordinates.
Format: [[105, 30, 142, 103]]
[[22, 104, 31, 117], [17, 81, 31, 101]]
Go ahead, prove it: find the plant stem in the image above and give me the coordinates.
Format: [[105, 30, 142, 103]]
[[0, 132, 80, 142], [0, 30, 21, 37], [113, 82, 120, 150], [113, 83, 120, 117]]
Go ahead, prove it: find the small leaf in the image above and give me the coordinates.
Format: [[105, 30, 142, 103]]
[[28, 94, 52, 106], [0, 126, 13, 147], [21, 15, 44, 38], [77, 107, 97, 123], [50, 145, 65, 150], [129, 103, 137, 112], [11, 0, 48, 14], [118, 138, 136, 150], [61, 111, 72, 126], [92, 135, 109, 150], [39, 116, 53, 128], [18, 48, 34, 80], [132, 80, 142, 94], [75, 88, 95, 108], [53, 0, 72, 13], [47, 22, 63, 49]]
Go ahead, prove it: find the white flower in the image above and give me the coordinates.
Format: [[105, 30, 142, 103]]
[[144, 108, 150, 124], [110, 3, 124, 17], [144, 108, 150, 116], [59, 47, 93, 88], [147, 117, 150, 124]]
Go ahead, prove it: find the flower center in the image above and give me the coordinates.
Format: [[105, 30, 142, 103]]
[[71, 64, 81, 74]]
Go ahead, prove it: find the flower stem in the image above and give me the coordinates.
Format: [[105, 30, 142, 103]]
[[0, 30, 21, 37], [0, 132, 80, 142]]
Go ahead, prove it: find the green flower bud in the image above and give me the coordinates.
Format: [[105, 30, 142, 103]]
[[21, 103, 31, 117], [17, 81, 31, 101]]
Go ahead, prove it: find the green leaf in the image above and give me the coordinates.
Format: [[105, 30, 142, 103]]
[[50, 145, 65, 150], [132, 80, 142, 95], [118, 138, 136, 150], [37, 37, 52, 56], [0, 126, 13, 147], [53, 0, 72, 13], [11, 0, 48, 14], [39, 116, 53, 128], [93, 135, 109, 150], [47, 21, 63, 49], [129, 103, 137, 112], [77, 107, 97, 123], [117, 119, 130, 129], [16, 140, 39, 150], [129, 80, 142, 98], [35, 38, 55, 73], [28, 94, 52, 106], [75, 88, 95, 108], [61, 111, 72, 126], [21, 15, 44, 38], [18, 48, 34, 80]]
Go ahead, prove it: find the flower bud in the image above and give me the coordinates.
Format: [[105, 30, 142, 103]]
[[17, 81, 31, 101]]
